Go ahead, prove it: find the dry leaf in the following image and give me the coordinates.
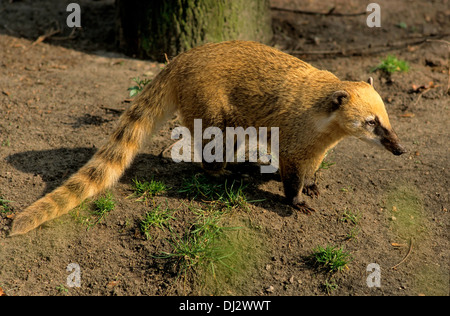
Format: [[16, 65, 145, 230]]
[[391, 243, 407, 247], [0, 287, 7, 296], [106, 280, 119, 289], [398, 112, 415, 118]]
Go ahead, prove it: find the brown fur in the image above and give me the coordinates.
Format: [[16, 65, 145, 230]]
[[10, 41, 405, 236]]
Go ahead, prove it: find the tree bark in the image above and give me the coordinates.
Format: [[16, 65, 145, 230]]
[[116, 0, 272, 62]]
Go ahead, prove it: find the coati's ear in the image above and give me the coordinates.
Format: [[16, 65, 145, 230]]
[[330, 90, 349, 110], [368, 77, 374, 87]]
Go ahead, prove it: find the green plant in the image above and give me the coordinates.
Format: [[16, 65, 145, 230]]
[[319, 160, 335, 170], [56, 284, 69, 294], [1, 139, 10, 147], [323, 278, 338, 294], [127, 77, 151, 97], [396, 22, 407, 29], [214, 179, 251, 211], [371, 55, 410, 74], [179, 173, 260, 211], [140, 204, 175, 240], [310, 244, 352, 273], [91, 192, 115, 226], [318, 151, 334, 170], [0, 196, 12, 214], [150, 200, 268, 294], [93, 193, 115, 214], [70, 193, 115, 229], [339, 185, 353, 193], [344, 227, 360, 241], [156, 205, 240, 278], [132, 178, 168, 202], [178, 173, 223, 200], [340, 209, 360, 225], [158, 219, 231, 276]]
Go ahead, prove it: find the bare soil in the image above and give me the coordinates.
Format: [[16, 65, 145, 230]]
[[0, 0, 448, 296]]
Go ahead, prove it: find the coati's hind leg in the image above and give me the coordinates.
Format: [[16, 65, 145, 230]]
[[201, 140, 232, 176], [199, 129, 229, 177], [279, 157, 316, 214]]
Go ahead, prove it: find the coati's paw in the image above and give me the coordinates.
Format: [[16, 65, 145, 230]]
[[303, 183, 320, 198], [291, 198, 316, 215]]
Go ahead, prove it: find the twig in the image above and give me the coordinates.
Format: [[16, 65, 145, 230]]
[[411, 85, 437, 107], [31, 28, 61, 46], [426, 39, 450, 46], [288, 33, 450, 58], [100, 106, 125, 115], [50, 28, 78, 41], [271, 6, 367, 17], [391, 238, 413, 270]]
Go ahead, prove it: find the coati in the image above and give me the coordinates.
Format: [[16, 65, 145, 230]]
[[10, 40, 406, 236]]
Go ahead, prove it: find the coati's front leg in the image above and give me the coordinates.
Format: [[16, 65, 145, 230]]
[[200, 137, 229, 176], [303, 176, 320, 198], [279, 157, 316, 214], [302, 152, 327, 198]]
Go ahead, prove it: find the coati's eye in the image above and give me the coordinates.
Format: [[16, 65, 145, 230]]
[[366, 120, 376, 127]]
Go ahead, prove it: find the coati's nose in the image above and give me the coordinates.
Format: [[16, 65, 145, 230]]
[[378, 127, 406, 156], [392, 143, 407, 156], [380, 136, 407, 156]]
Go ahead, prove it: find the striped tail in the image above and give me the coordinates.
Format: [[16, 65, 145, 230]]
[[10, 72, 177, 236]]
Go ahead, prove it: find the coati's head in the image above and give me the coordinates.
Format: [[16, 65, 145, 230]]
[[330, 78, 406, 156]]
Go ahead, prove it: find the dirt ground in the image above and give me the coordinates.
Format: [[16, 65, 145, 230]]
[[0, 0, 448, 296]]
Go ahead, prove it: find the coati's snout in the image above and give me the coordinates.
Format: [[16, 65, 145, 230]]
[[386, 141, 407, 156], [376, 125, 407, 156], [365, 116, 407, 155]]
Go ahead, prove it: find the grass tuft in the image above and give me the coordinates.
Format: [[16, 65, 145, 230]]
[[179, 173, 261, 211], [156, 210, 235, 277], [70, 192, 115, 229], [91, 192, 115, 226], [310, 244, 352, 274], [371, 55, 409, 74], [140, 204, 175, 240], [132, 177, 168, 203]]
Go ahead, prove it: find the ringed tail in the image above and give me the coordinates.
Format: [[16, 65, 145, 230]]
[[10, 68, 178, 236]]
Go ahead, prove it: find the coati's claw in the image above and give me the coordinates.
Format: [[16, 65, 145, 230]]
[[292, 201, 316, 214], [303, 183, 320, 198]]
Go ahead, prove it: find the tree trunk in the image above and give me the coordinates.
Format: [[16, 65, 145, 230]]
[[116, 0, 272, 62]]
